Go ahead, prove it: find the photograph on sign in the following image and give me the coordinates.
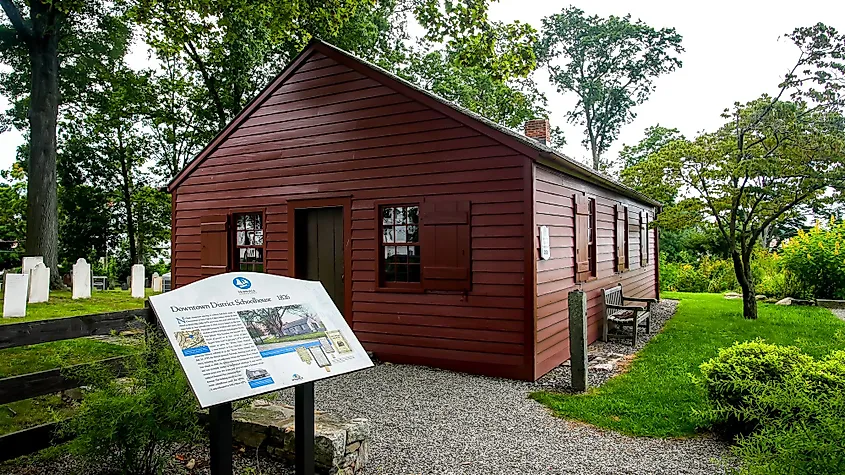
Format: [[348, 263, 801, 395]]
[[149, 272, 373, 408]]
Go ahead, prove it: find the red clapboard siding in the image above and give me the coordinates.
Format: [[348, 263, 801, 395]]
[[533, 164, 658, 378], [171, 49, 532, 380]]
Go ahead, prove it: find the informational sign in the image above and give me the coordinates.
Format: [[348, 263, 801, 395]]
[[539, 225, 551, 260], [149, 272, 373, 408]]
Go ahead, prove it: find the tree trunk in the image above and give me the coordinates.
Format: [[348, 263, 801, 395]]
[[117, 144, 137, 265], [26, 4, 63, 289], [731, 250, 758, 319]]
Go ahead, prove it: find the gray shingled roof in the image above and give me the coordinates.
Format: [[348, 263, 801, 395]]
[[314, 39, 661, 207]]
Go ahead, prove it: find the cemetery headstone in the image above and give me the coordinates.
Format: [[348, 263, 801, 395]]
[[93, 276, 108, 291], [151, 272, 162, 293], [3, 274, 28, 317], [72, 258, 92, 299], [131, 264, 145, 298], [28, 263, 50, 303], [22, 256, 44, 275]]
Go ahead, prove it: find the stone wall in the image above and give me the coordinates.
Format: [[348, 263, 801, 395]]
[[232, 401, 369, 475]]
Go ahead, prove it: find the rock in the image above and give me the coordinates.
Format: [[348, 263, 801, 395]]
[[232, 403, 370, 474], [775, 297, 793, 305], [755, 294, 766, 301], [61, 387, 84, 402], [724, 292, 741, 299], [185, 459, 196, 470], [593, 363, 615, 372]]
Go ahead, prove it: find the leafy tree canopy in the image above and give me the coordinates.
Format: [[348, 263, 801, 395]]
[[536, 6, 683, 170]]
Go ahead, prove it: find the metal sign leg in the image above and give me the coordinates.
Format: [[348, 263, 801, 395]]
[[209, 402, 233, 475], [295, 381, 315, 475]]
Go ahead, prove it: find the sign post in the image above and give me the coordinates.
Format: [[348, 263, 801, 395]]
[[149, 272, 373, 474]]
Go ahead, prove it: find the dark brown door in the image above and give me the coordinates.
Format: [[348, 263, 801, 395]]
[[295, 207, 345, 313]]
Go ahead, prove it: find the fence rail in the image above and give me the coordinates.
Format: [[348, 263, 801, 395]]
[[0, 306, 155, 463]]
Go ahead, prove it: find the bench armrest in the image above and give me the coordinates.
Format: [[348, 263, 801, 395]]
[[622, 296, 657, 303], [605, 304, 645, 312]]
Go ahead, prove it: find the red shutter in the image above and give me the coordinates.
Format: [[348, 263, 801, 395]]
[[574, 194, 590, 282], [201, 215, 229, 277], [640, 211, 648, 266], [616, 205, 626, 272], [420, 200, 471, 291]]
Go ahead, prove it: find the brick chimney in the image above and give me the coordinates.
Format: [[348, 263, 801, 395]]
[[524, 119, 550, 145]]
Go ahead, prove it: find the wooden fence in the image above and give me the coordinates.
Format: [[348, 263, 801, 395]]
[[0, 307, 153, 462]]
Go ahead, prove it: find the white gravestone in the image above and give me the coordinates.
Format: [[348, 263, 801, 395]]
[[22, 256, 44, 275], [151, 272, 162, 293], [3, 274, 28, 317], [131, 264, 145, 298], [28, 263, 50, 303], [72, 258, 92, 299]]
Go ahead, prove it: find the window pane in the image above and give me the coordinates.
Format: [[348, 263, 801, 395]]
[[237, 231, 246, 245], [253, 230, 264, 245], [237, 215, 246, 230], [383, 226, 394, 243], [396, 246, 408, 262], [408, 246, 421, 264], [382, 207, 394, 226], [384, 246, 396, 260], [243, 214, 254, 229], [254, 263, 264, 273], [395, 225, 407, 243], [395, 207, 406, 224], [408, 264, 420, 283], [407, 225, 418, 243], [407, 206, 419, 224], [253, 214, 262, 230], [395, 264, 408, 282], [383, 259, 396, 282]]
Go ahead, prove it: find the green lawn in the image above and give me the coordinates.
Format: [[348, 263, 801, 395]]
[[531, 292, 845, 438], [0, 289, 153, 324], [0, 289, 147, 435], [260, 331, 326, 344]]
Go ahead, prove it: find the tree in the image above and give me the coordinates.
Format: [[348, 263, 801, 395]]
[[620, 125, 685, 205], [0, 164, 26, 269], [654, 48, 845, 320], [400, 0, 546, 128], [0, 1, 130, 287], [536, 7, 684, 170]]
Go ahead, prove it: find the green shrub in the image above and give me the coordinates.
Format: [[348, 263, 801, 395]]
[[698, 341, 845, 474], [62, 331, 202, 475], [781, 218, 845, 299], [698, 340, 814, 434]]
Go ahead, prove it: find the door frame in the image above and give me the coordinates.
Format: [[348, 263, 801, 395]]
[[287, 196, 352, 323]]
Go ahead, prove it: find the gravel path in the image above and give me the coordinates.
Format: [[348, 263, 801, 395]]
[[269, 300, 727, 475], [830, 308, 845, 322]]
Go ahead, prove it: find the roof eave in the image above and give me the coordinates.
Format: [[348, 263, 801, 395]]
[[536, 151, 662, 207]]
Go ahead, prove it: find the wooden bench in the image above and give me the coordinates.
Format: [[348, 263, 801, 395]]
[[601, 285, 657, 346]]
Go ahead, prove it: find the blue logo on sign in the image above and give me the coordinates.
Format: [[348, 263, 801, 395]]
[[233, 277, 251, 289]]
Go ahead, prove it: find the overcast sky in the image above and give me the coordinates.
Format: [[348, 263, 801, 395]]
[[0, 0, 842, 173]]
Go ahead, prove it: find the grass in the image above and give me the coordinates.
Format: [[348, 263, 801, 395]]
[[530, 292, 845, 438], [0, 289, 147, 435], [0, 289, 153, 324]]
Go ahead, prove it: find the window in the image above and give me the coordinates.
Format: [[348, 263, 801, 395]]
[[234, 213, 264, 272], [380, 205, 421, 285], [574, 194, 595, 282]]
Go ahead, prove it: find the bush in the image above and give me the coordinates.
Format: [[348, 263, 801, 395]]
[[781, 218, 845, 299], [698, 341, 845, 474], [698, 340, 814, 434], [62, 331, 202, 475]]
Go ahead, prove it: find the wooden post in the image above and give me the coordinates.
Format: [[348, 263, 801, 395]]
[[568, 290, 588, 392], [209, 402, 233, 475], [295, 381, 316, 475]]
